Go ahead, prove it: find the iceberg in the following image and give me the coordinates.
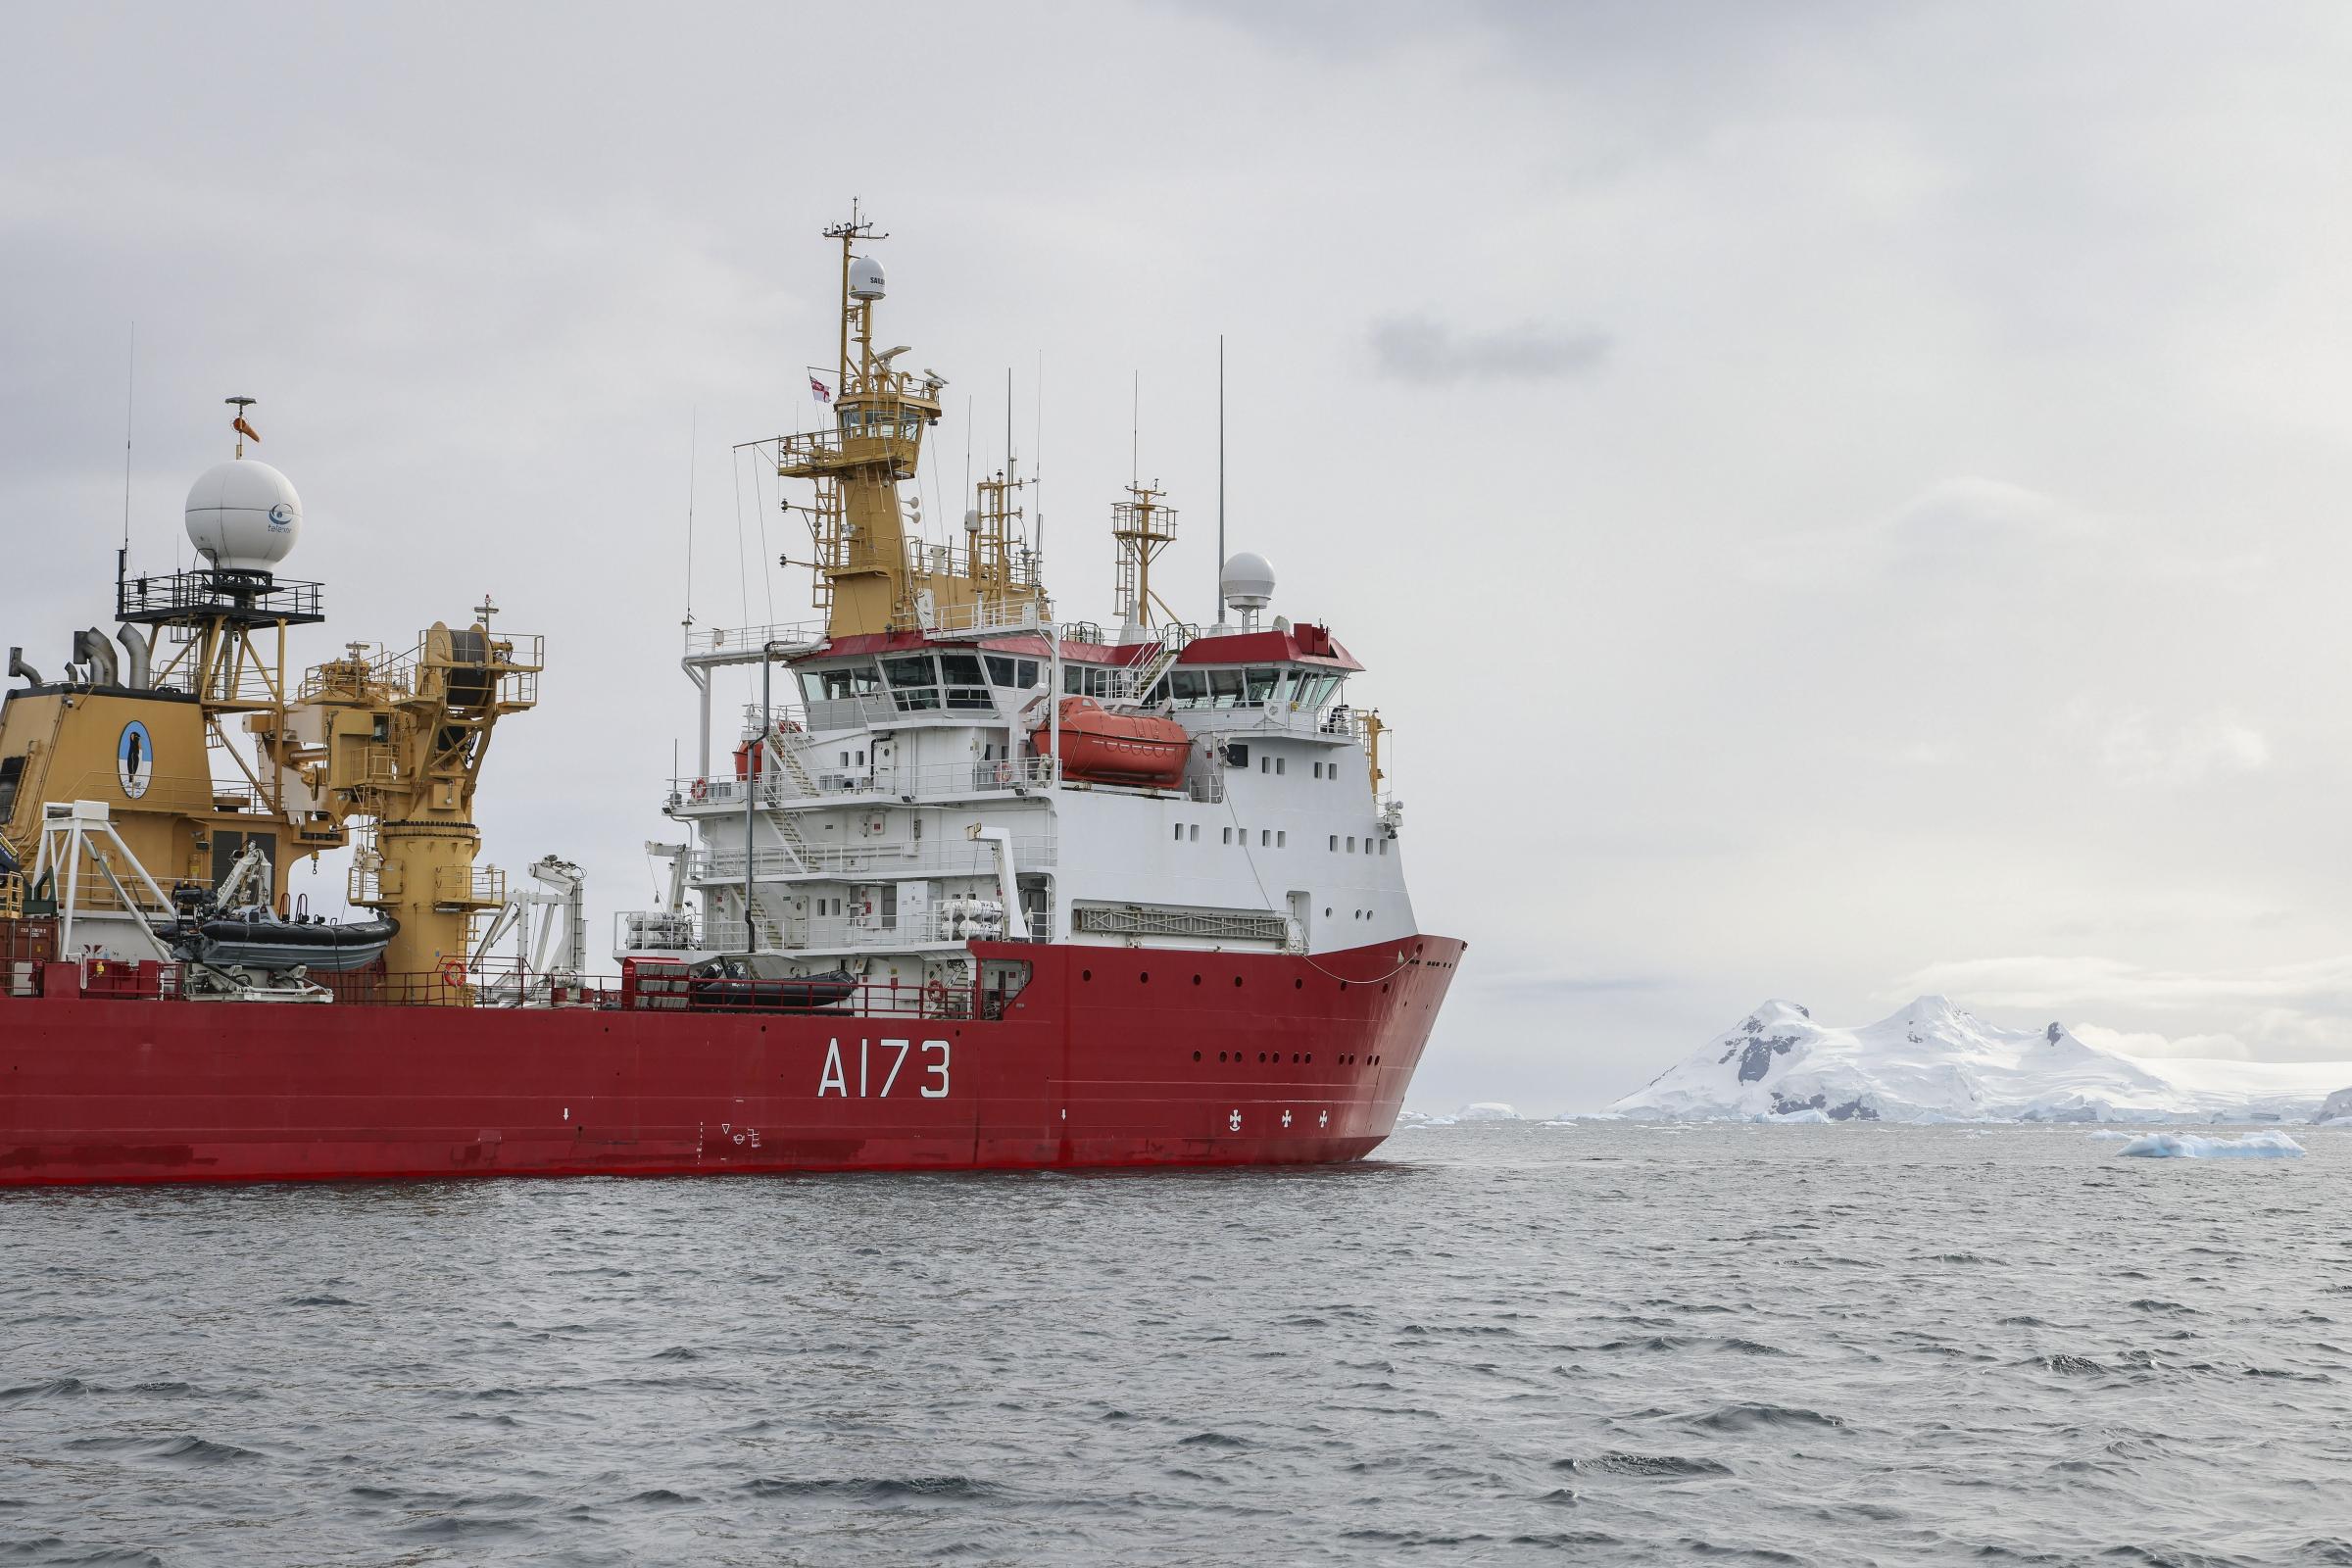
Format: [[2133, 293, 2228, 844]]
[[1609, 997, 2352, 1125], [2116, 1130, 2305, 1159]]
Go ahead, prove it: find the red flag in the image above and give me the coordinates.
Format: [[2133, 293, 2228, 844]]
[[808, 376, 831, 404], [232, 415, 261, 444]]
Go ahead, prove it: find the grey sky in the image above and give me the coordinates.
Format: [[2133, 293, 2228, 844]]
[[6, 3, 2352, 1111]]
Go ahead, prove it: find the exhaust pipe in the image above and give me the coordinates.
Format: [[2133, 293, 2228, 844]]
[[75, 628, 119, 689], [6, 647, 43, 686], [115, 624, 151, 690]]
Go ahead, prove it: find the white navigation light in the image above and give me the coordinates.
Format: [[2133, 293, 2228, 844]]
[[1219, 551, 1276, 612], [184, 459, 302, 573], [848, 255, 887, 300]]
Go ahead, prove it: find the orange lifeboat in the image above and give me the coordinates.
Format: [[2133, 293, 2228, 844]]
[[1031, 696, 1191, 788]]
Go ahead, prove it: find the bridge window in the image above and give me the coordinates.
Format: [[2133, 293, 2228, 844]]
[[1245, 667, 1279, 706], [802, 662, 885, 705], [883, 654, 941, 711], [937, 652, 991, 710], [985, 656, 1043, 689]]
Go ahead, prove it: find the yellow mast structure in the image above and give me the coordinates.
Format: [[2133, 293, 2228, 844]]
[[1110, 480, 1180, 633], [263, 600, 541, 977], [0, 397, 540, 988], [779, 206, 1048, 638]]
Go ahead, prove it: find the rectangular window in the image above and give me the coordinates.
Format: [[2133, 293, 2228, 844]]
[[839, 752, 851, 767], [1259, 757, 1270, 773], [1329, 835, 1339, 852], [1169, 669, 1209, 708], [1222, 826, 1233, 845], [883, 655, 936, 688], [938, 653, 986, 688], [1347, 836, 1356, 852], [1173, 824, 1184, 842], [1189, 824, 1200, 842], [1275, 757, 1287, 776], [1312, 760, 1323, 779], [1260, 830, 1271, 847], [1277, 831, 1287, 848], [858, 750, 866, 765], [1017, 660, 1039, 688], [1379, 839, 1389, 856], [986, 655, 1017, 686], [1364, 839, 1374, 855], [1245, 667, 1279, 706]]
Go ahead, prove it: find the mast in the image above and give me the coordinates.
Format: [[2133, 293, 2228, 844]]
[[779, 210, 1045, 639]]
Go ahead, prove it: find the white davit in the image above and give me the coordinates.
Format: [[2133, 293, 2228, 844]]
[[184, 459, 302, 573]]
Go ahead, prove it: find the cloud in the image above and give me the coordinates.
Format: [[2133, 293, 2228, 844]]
[[1891, 953, 2352, 1012], [2089, 709, 2270, 787], [1742, 477, 2104, 589], [1366, 314, 1611, 384]]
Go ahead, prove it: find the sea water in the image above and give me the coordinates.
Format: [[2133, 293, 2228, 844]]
[[3, 1122, 2349, 1565]]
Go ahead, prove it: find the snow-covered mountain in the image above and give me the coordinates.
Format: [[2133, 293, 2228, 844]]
[[1610, 996, 2352, 1124]]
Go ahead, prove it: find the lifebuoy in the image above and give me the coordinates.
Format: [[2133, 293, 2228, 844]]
[[994, 760, 1014, 787], [690, 778, 709, 803], [924, 978, 948, 1009], [439, 958, 466, 989]]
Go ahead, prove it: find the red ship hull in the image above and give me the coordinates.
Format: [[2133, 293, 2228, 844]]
[[0, 936, 1462, 1186]]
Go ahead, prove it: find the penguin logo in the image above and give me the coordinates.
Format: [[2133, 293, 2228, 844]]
[[117, 719, 154, 800], [266, 503, 293, 530]]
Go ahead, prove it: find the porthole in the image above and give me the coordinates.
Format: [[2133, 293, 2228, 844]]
[[1193, 974, 1202, 986], [1141, 972, 1151, 984], [1082, 968, 1092, 981], [1194, 1051, 1202, 1061], [1294, 978, 1303, 990], [1257, 1052, 1266, 1063], [1218, 1051, 1227, 1062], [1233, 975, 1243, 988], [1304, 1054, 1312, 1063]]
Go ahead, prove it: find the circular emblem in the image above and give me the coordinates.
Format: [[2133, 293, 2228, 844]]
[[266, 503, 293, 530], [117, 719, 155, 800]]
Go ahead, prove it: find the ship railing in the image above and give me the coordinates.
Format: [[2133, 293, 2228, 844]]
[[431, 864, 508, 909], [923, 595, 1050, 638], [663, 756, 1058, 812], [630, 908, 1047, 956], [801, 693, 902, 731], [50, 770, 265, 818], [685, 618, 830, 660], [690, 831, 1057, 883], [116, 569, 325, 625]]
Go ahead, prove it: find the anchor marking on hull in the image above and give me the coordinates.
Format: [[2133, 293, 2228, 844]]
[[1281, 1109, 1293, 1129]]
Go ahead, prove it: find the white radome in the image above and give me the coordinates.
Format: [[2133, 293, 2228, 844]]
[[1220, 550, 1276, 611], [848, 255, 887, 301], [185, 459, 301, 572]]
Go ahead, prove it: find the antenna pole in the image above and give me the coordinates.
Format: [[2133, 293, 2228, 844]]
[[1217, 334, 1226, 617], [122, 322, 134, 552], [1130, 371, 1140, 489], [684, 409, 697, 628], [1034, 351, 1046, 556]]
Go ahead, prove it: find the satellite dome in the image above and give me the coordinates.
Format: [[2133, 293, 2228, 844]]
[[185, 459, 301, 573], [848, 255, 887, 301], [1219, 550, 1276, 611]]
